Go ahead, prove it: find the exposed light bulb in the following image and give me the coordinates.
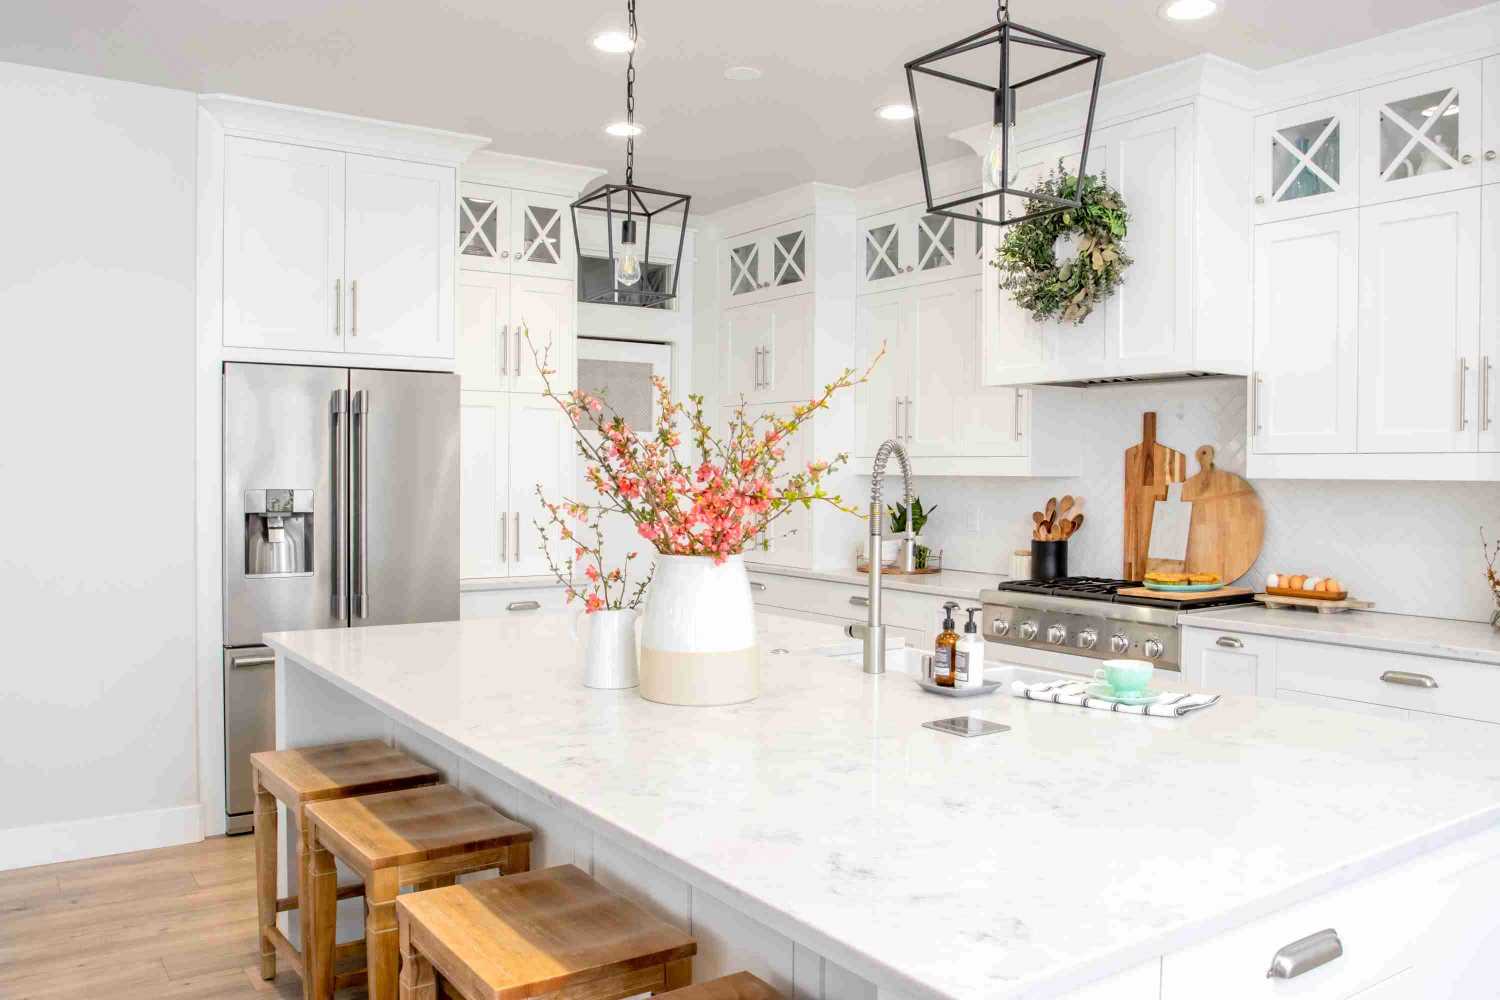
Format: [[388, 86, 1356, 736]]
[[984, 123, 1007, 190], [615, 220, 643, 288]]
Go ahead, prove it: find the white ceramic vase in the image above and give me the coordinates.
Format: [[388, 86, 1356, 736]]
[[638, 554, 759, 706], [571, 608, 639, 690]]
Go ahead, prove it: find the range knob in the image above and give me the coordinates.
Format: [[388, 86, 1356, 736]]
[[1143, 637, 1165, 660], [990, 619, 1010, 637], [1018, 621, 1039, 641], [1109, 633, 1130, 654], [1077, 628, 1098, 650], [1046, 624, 1068, 645]]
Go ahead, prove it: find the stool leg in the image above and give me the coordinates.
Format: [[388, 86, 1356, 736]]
[[506, 841, 531, 876], [365, 868, 400, 1000], [307, 830, 338, 1000], [399, 914, 437, 1000], [253, 776, 277, 981], [664, 957, 693, 991]]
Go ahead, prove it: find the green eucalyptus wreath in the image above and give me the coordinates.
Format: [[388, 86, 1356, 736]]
[[991, 165, 1132, 325]]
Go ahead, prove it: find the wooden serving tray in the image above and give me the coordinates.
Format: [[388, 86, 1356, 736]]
[[1256, 592, 1374, 614], [854, 563, 943, 576], [1116, 586, 1253, 603], [1265, 585, 1347, 601]]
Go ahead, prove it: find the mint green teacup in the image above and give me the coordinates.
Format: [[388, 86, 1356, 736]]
[[1095, 659, 1153, 694]]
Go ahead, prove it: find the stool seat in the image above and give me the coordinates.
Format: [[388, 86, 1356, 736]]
[[663, 973, 783, 1000], [251, 739, 440, 807], [396, 865, 696, 1000], [305, 784, 533, 871]]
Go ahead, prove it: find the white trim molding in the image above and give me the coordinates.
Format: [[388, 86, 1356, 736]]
[[462, 149, 606, 196], [0, 804, 204, 872]]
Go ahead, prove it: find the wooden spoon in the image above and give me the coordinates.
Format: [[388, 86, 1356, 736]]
[[1032, 511, 1045, 528], [1045, 497, 1058, 521], [1070, 513, 1084, 536], [1060, 495, 1075, 516]]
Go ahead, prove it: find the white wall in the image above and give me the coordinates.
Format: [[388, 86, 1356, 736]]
[[0, 61, 200, 868], [896, 379, 1500, 624]]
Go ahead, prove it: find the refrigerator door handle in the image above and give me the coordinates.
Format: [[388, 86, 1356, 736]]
[[352, 388, 370, 619], [331, 389, 350, 621]]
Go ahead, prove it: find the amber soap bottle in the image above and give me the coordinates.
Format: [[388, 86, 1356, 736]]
[[933, 601, 960, 687]]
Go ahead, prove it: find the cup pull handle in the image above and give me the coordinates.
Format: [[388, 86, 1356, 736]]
[[850, 595, 870, 607], [1266, 928, 1342, 980], [1216, 636, 1244, 649], [749, 581, 767, 592], [507, 600, 541, 612], [1380, 670, 1438, 689]]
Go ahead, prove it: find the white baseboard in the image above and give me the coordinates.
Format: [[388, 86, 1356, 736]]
[[0, 803, 204, 871]]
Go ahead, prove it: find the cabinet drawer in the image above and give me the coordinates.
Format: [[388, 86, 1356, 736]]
[[1276, 640, 1500, 725], [460, 585, 569, 619], [748, 573, 864, 621], [1181, 628, 1277, 696]]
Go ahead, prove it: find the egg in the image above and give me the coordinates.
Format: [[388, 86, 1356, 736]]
[[1288, 575, 1306, 590], [1325, 578, 1343, 594], [1303, 576, 1323, 592], [1266, 573, 1279, 588]]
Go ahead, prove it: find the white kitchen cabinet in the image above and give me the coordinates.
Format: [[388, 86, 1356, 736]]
[[721, 295, 814, 406], [1483, 55, 1500, 185], [460, 391, 574, 581], [724, 217, 814, 307], [1359, 62, 1484, 205], [1180, 628, 1277, 697], [857, 201, 982, 294], [343, 153, 455, 359], [1251, 211, 1359, 455], [457, 271, 574, 395], [458, 182, 509, 271], [460, 584, 571, 619], [222, 137, 346, 352], [458, 183, 575, 281], [1357, 189, 1480, 453], [1254, 93, 1361, 223], [457, 270, 509, 392], [1481, 185, 1500, 451]]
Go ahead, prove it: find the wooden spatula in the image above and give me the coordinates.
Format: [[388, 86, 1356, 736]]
[[1060, 495, 1075, 517]]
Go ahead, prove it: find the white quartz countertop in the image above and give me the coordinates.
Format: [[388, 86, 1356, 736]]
[[1181, 605, 1500, 665], [267, 613, 1500, 999], [746, 563, 1002, 599]]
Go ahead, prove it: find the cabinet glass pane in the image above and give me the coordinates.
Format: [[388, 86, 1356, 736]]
[[772, 231, 806, 287], [729, 242, 759, 296], [1378, 88, 1461, 182], [916, 213, 956, 271], [521, 204, 561, 264], [865, 223, 900, 281], [459, 197, 498, 258], [1271, 117, 1339, 202]]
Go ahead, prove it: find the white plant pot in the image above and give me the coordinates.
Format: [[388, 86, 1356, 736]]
[[638, 554, 759, 706], [571, 608, 639, 690]]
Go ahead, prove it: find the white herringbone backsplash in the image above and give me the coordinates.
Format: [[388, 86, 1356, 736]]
[[895, 379, 1500, 623]]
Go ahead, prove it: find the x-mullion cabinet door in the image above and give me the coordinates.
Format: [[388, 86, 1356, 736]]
[[763, 220, 813, 300], [458, 182, 510, 272], [858, 207, 912, 293], [1360, 63, 1483, 205], [509, 190, 573, 279], [1255, 94, 1360, 223], [725, 232, 766, 305]]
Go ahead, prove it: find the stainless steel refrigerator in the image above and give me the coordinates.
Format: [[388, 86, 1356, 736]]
[[222, 362, 458, 833]]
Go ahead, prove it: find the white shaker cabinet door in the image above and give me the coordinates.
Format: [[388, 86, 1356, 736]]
[[722, 300, 772, 404], [1251, 211, 1359, 455], [507, 394, 574, 579], [1359, 62, 1484, 205], [907, 281, 1022, 456], [761, 295, 815, 404], [1180, 629, 1276, 697], [1484, 55, 1500, 185], [854, 288, 908, 459], [222, 137, 346, 352], [457, 270, 509, 392], [1357, 189, 1480, 453], [460, 390, 509, 580], [344, 153, 455, 358], [510, 275, 575, 395], [1480, 185, 1500, 451]]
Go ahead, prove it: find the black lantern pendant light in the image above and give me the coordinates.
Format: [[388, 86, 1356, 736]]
[[571, 0, 691, 307], [904, 0, 1104, 227]]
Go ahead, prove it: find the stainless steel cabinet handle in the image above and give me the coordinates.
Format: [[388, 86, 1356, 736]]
[[1484, 356, 1492, 431], [850, 595, 870, 607], [330, 389, 349, 621], [904, 395, 914, 440], [894, 397, 904, 439], [1014, 390, 1023, 441], [499, 323, 509, 376], [749, 581, 767, 592], [513, 512, 521, 559], [351, 389, 370, 619], [1488, 150, 1498, 162], [334, 278, 343, 337], [1381, 670, 1438, 689], [1216, 636, 1244, 649], [515, 328, 523, 378], [1266, 928, 1342, 980], [1253, 374, 1264, 434], [231, 655, 276, 670], [1460, 357, 1470, 430], [507, 600, 541, 612], [499, 511, 508, 562], [350, 280, 359, 337]]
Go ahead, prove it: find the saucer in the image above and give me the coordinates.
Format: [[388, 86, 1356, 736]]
[[1084, 683, 1163, 706]]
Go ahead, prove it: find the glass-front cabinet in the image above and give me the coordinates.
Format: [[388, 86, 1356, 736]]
[[1254, 95, 1359, 222], [858, 201, 981, 293], [1360, 63, 1483, 204], [722, 217, 813, 307], [458, 183, 573, 278]]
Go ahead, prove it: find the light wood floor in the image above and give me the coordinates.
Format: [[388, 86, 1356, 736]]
[[0, 835, 363, 999]]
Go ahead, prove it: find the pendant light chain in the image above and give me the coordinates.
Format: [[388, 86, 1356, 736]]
[[997, 0, 1008, 23], [624, 0, 638, 187]]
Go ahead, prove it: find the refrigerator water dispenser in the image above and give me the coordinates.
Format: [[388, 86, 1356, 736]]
[[244, 488, 313, 576]]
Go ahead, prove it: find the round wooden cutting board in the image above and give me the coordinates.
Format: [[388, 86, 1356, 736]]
[[1179, 445, 1264, 586]]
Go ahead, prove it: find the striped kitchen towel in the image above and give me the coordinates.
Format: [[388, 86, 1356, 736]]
[[1009, 679, 1220, 718]]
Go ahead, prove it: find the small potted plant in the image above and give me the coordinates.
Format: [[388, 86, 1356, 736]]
[[888, 497, 937, 570]]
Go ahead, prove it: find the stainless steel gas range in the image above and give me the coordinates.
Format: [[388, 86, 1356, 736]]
[[979, 577, 1256, 673]]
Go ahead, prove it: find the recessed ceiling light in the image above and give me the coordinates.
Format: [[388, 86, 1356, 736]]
[[876, 103, 915, 121], [1158, 0, 1219, 21], [605, 121, 644, 138], [592, 30, 635, 53], [724, 65, 763, 82]]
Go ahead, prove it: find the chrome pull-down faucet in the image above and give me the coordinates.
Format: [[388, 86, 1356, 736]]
[[845, 439, 915, 674]]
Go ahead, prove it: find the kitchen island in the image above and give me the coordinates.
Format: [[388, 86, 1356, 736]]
[[267, 611, 1500, 998]]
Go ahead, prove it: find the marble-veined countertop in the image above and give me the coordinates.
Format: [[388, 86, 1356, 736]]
[[266, 611, 1500, 998]]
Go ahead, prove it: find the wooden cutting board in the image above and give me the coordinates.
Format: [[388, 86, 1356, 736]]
[[1179, 445, 1264, 586], [1116, 586, 1254, 603], [1123, 412, 1187, 580]]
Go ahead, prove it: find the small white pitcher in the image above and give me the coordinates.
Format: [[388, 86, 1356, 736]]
[[571, 608, 640, 689]]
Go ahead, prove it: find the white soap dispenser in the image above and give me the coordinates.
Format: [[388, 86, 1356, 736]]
[[955, 607, 986, 689]]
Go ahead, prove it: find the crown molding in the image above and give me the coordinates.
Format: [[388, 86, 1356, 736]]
[[462, 150, 607, 196], [705, 182, 856, 240], [199, 94, 488, 165]]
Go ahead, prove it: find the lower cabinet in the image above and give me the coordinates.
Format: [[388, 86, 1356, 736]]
[[1180, 629, 1278, 697], [460, 584, 570, 619], [747, 570, 963, 651]]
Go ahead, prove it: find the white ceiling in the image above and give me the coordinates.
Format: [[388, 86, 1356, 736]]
[[0, 0, 1489, 212]]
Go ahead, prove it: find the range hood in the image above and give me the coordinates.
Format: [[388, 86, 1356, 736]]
[[1040, 371, 1236, 389]]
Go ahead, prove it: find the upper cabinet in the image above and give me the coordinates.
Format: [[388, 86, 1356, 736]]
[[458, 182, 575, 280], [858, 202, 981, 294], [1254, 94, 1360, 223], [1361, 63, 1484, 205], [723, 217, 815, 307]]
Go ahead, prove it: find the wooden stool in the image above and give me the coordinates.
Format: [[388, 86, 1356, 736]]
[[250, 740, 440, 990], [305, 783, 534, 1000], [395, 864, 697, 1000], [662, 972, 783, 999]]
